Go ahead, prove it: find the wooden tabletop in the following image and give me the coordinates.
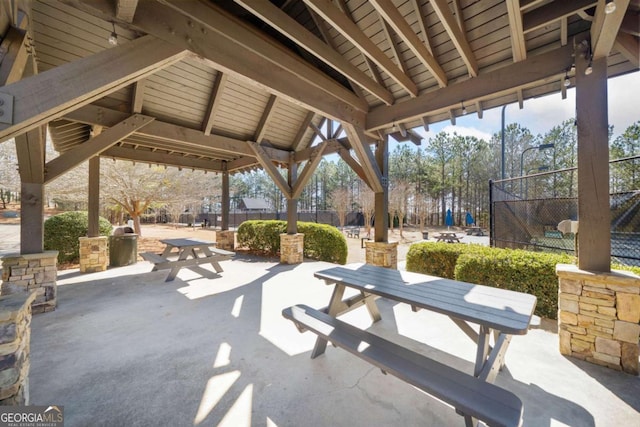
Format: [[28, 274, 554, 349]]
[[160, 238, 216, 248], [314, 263, 537, 335]]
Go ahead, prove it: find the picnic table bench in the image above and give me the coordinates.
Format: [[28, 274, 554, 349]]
[[345, 227, 360, 238], [140, 238, 234, 281], [436, 232, 461, 243], [465, 227, 485, 236], [283, 263, 537, 427]]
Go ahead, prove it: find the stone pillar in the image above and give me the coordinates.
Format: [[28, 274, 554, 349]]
[[0, 291, 36, 405], [79, 236, 108, 273], [216, 230, 236, 251], [1, 251, 57, 314], [365, 241, 398, 269], [280, 233, 304, 264], [557, 264, 640, 375]]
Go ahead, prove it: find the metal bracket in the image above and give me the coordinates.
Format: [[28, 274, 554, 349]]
[[0, 93, 14, 124]]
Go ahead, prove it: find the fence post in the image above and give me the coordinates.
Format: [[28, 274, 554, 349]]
[[489, 179, 494, 247]]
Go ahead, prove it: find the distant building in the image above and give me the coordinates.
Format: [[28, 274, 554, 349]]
[[238, 198, 270, 212]]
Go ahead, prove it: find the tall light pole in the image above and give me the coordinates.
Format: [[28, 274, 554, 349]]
[[501, 105, 507, 180], [520, 143, 555, 196]]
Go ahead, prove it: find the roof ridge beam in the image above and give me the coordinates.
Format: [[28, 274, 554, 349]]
[[370, 0, 448, 86]]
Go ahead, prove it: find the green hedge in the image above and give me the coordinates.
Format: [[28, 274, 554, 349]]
[[406, 241, 575, 319], [237, 220, 347, 264], [44, 211, 112, 264], [455, 249, 574, 319], [405, 242, 486, 279]]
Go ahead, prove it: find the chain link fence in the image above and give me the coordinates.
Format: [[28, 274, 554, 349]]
[[490, 156, 640, 266]]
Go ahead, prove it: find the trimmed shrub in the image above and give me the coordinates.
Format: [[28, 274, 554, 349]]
[[613, 264, 640, 276], [236, 220, 347, 264], [455, 249, 574, 319], [405, 242, 486, 279], [44, 211, 112, 264]]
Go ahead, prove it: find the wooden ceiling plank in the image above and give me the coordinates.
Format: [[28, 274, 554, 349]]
[[292, 140, 328, 199], [248, 141, 291, 197], [254, 95, 279, 143], [235, 0, 393, 105], [0, 35, 187, 143], [103, 145, 223, 171], [0, 27, 30, 85], [370, 0, 448, 86], [505, 0, 527, 62], [523, 0, 598, 33], [409, 0, 433, 54], [202, 72, 228, 136], [592, 0, 631, 59], [116, 0, 139, 23], [343, 123, 383, 193], [614, 32, 640, 68], [131, 78, 146, 113], [303, 0, 418, 96], [430, 0, 478, 76], [45, 114, 154, 183], [139, 0, 367, 123], [366, 42, 575, 131]]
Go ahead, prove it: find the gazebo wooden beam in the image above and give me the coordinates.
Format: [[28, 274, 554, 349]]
[[429, 0, 477, 76]]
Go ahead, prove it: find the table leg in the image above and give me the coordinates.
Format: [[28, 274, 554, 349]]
[[311, 283, 346, 359], [363, 291, 381, 322], [165, 248, 190, 282], [478, 333, 512, 383], [474, 325, 491, 377]]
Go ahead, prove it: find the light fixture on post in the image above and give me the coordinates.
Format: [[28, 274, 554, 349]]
[[108, 21, 118, 46], [585, 60, 593, 75], [605, 0, 617, 14], [461, 101, 467, 115], [564, 70, 571, 87]]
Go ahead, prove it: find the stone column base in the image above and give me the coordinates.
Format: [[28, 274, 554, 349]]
[[557, 264, 640, 375], [79, 236, 108, 273], [280, 233, 304, 264], [217, 230, 236, 251], [1, 251, 58, 314], [365, 241, 399, 269], [0, 292, 36, 405]]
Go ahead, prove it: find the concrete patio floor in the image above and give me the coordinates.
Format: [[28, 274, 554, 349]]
[[29, 255, 639, 427]]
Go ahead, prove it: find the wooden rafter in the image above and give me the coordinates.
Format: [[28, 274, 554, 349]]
[[202, 72, 227, 136], [0, 35, 187, 143], [614, 33, 640, 68], [291, 111, 315, 151], [343, 123, 383, 193], [370, 0, 448, 87], [248, 141, 291, 197], [430, 0, 478, 76], [304, 0, 418, 97], [255, 95, 279, 143], [409, 0, 433, 54], [235, 0, 393, 105], [292, 140, 328, 199], [505, 0, 527, 62], [366, 43, 575, 131], [136, 0, 367, 122], [0, 27, 30, 85], [591, 0, 631, 59], [45, 114, 154, 184], [377, 12, 408, 74], [475, 101, 483, 119], [103, 146, 223, 171], [131, 78, 146, 113], [116, 0, 139, 23], [523, 0, 597, 33], [337, 147, 369, 186]]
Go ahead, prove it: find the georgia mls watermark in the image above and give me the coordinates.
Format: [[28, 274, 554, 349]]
[[0, 406, 64, 427]]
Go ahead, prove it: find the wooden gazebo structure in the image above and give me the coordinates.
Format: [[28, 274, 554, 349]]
[[0, 0, 638, 270]]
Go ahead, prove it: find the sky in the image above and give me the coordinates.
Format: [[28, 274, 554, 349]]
[[405, 71, 640, 145]]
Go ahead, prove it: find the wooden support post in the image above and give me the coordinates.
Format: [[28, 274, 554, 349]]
[[221, 161, 229, 231], [287, 158, 298, 235], [576, 53, 610, 272], [87, 156, 100, 237], [374, 136, 389, 242]]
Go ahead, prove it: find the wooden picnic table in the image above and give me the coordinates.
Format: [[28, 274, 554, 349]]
[[436, 231, 461, 243], [141, 238, 234, 281], [283, 263, 536, 426]]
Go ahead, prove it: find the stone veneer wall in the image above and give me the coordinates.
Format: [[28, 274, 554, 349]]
[[0, 291, 36, 405], [216, 231, 235, 251], [1, 251, 57, 314], [79, 236, 108, 273], [280, 233, 304, 264], [557, 264, 640, 375], [365, 241, 399, 269]]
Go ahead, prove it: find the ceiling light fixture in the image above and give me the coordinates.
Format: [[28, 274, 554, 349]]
[[564, 71, 571, 87], [108, 21, 118, 46], [461, 101, 467, 115], [585, 61, 593, 75], [605, 0, 617, 14]]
